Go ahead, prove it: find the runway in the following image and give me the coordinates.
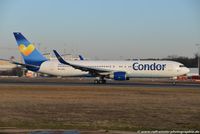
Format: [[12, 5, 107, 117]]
[[0, 77, 199, 89]]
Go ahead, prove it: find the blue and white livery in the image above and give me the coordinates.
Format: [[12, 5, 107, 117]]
[[13, 32, 190, 83]]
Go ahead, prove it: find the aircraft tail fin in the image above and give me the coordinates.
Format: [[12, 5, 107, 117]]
[[13, 32, 47, 71]]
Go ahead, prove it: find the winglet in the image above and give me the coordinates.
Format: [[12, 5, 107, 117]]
[[79, 55, 84, 60], [53, 50, 70, 65]]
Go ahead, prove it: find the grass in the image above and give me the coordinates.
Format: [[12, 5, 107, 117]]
[[0, 85, 199, 131]]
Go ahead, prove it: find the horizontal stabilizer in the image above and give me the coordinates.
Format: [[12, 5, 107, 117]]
[[0, 59, 40, 69]]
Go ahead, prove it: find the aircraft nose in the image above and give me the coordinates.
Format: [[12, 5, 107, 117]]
[[184, 67, 190, 74]]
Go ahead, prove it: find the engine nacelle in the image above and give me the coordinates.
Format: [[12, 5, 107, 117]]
[[109, 72, 129, 81]]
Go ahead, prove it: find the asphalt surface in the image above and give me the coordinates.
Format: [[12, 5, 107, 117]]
[[0, 77, 199, 89]]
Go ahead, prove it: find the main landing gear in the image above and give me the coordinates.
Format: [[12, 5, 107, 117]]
[[94, 77, 106, 84]]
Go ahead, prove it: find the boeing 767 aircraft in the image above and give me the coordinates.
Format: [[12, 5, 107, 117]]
[[12, 32, 190, 84]]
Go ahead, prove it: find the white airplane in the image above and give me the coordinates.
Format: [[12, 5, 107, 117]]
[[12, 32, 190, 83]]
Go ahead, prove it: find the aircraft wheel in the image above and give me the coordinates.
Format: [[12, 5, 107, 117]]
[[94, 79, 106, 84], [94, 80, 100, 84]]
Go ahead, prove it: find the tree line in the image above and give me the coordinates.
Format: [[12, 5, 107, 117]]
[[163, 54, 198, 68], [142, 54, 198, 68]]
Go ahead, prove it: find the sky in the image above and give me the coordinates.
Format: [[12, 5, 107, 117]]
[[0, 0, 200, 60]]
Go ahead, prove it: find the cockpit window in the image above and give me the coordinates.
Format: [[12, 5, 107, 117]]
[[179, 65, 185, 67]]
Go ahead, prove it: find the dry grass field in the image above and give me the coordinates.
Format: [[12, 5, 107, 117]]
[[0, 85, 199, 132]]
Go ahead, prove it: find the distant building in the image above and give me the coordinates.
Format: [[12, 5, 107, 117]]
[[0, 60, 16, 71], [0, 59, 24, 76]]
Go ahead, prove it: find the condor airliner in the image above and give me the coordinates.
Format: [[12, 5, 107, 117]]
[[13, 32, 190, 83]]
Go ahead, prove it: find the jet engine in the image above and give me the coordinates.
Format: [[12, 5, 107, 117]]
[[109, 71, 129, 80]]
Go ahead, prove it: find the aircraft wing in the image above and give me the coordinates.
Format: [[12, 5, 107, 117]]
[[53, 50, 112, 76]]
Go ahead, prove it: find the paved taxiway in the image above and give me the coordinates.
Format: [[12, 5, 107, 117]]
[[0, 77, 199, 89]]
